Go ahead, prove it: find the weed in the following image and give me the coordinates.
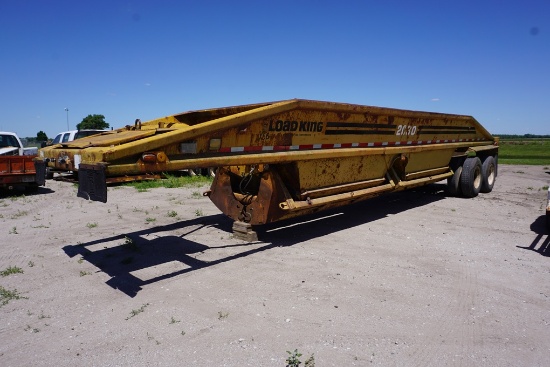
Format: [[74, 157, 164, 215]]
[[9, 226, 18, 234], [195, 209, 204, 217], [527, 187, 533, 190], [0, 286, 28, 307], [286, 349, 302, 367], [77, 257, 84, 264], [38, 311, 51, 320], [24, 325, 40, 333], [145, 217, 156, 223], [125, 303, 150, 320], [169, 316, 180, 324], [181, 331, 186, 336], [304, 354, 315, 367], [0, 266, 24, 277], [167, 210, 178, 217], [79, 270, 91, 277], [28, 261, 35, 267], [11, 210, 28, 219], [86, 222, 98, 229], [543, 185, 549, 190], [191, 191, 202, 199], [122, 236, 139, 251], [217, 311, 229, 320], [117, 214, 123, 219], [31, 224, 49, 229], [285, 350, 315, 367], [146, 332, 161, 344]]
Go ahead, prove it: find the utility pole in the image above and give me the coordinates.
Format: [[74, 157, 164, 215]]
[[65, 107, 69, 130]]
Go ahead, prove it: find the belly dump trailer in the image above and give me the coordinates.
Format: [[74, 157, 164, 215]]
[[35, 99, 498, 238]]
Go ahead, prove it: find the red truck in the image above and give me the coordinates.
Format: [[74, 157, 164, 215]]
[[0, 131, 45, 191]]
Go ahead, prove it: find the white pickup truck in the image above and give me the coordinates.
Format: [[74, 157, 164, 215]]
[[0, 131, 38, 156], [0, 131, 44, 191]]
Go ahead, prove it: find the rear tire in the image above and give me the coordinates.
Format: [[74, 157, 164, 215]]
[[460, 157, 482, 198], [480, 156, 496, 193], [447, 166, 462, 196]]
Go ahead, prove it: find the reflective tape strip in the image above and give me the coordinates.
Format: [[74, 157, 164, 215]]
[[217, 139, 488, 152]]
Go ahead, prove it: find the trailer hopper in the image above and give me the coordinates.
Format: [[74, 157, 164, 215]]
[[36, 99, 498, 229]]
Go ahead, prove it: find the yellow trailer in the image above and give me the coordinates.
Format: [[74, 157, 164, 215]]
[[36, 99, 498, 233]]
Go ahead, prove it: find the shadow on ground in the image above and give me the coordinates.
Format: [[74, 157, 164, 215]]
[[0, 185, 55, 199], [63, 183, 450, 297], [516, 215, 550, 256]]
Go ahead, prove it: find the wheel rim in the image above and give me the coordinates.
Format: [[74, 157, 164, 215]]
[[474, 166, 482, 188], [487, 165, 495, 186]]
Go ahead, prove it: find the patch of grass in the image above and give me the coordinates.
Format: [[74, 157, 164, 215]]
[[543, 185, 549, 191], [167, 210, 178, 217], [124, 174, 213, 191], [28, 261, 35, 268], [0, 286, 28, 307], [145, 217, 156, 223], [190, 191, 202, 199], [0, 266, 24, 277], [9, 226, 18, 234], [86, 222, 98, 229], [217, 311, 229, 320], [498, 139, 550, 165], [169, 316, 180, 324], [79, 270, 91, 277], [125, 303, 150, 320], [195, 209, 204, 217]]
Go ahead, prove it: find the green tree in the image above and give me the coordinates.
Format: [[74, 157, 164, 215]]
[[36, 130, 48, 141], [76, 114, 109, 130]]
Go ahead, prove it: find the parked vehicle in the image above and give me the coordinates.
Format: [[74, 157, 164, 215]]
[[50, 129, 107, 145], [0, 131, 44, 191], [36, 99, 499, 239]]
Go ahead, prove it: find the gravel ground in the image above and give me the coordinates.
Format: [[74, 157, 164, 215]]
[[0, 164, 549, 366]]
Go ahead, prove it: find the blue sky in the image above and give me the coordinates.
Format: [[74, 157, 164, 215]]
[[1, 0, 549, 139]]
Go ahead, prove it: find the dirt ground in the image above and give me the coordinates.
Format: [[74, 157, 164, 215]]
[[0, 164, 549, 367]]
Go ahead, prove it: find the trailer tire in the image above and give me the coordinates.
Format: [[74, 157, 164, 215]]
[[447, 166, 462, 196], [460, 157, 482, 198], [480, 156, 496, 193]]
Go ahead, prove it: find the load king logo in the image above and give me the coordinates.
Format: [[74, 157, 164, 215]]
[[268, 120, 324, 133]]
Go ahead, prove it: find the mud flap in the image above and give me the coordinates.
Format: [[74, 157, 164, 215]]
[[78, 164, 107, 203], [34, 160, 46, 186]]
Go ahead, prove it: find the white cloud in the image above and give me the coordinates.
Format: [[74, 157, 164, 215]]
[[431, 98, 440, 102]]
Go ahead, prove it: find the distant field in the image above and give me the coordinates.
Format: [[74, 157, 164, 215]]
[[497, 138, 550, 165]]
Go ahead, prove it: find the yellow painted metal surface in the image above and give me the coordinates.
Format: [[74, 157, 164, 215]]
[[37, 99, 498, 224]]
